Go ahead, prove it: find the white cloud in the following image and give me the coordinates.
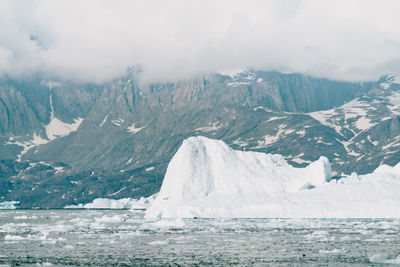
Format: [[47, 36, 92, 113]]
[[1, 0, 400, 83]]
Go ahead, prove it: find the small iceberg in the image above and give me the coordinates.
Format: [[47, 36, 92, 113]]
[[369, 254, 400, 264], [0, 201, 20, 209], [64, 194, 157, 210]]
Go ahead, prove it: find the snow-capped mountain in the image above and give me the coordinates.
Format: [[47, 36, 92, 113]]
[[0, 70, 399, 208]]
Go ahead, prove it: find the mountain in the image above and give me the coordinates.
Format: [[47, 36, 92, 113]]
[[0, 70, 399, 208]]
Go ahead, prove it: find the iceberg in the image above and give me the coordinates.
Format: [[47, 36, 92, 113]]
[[64, 194, 157, 210], [0, 201, 20, 209], [146, 136, 400, 218]]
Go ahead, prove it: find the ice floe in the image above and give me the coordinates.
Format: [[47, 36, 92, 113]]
[[369, 254, 400, 264], [0, 201, 19, 210], [64, 194, 157, 210]]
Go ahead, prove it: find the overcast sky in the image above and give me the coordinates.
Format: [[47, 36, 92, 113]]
[[1, 0, 400, 83]]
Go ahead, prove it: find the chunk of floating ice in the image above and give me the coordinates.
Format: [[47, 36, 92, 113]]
[[13, 215, 28, 220], [64, 194, 157, 210], [40, 263, 54, 266], [369, 254, 400, 264], [95, 215, 124, 223], [4, 234, 25, 241], [319, 248, 347, 254], [149, 219, 186, 228], [0, 201, 19, 209], [146, 136, 400, 219], [148, 240, 171, 246]]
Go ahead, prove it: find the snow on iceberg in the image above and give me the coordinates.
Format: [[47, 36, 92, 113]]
[[146, 136, 400, 219], [0, 201, 19, 209], [64, 194, 157, 210]]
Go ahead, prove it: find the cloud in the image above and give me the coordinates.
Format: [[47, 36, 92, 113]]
[[1, 0, 400, 83]]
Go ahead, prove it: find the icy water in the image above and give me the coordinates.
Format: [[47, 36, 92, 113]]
[[1, 210, 400, 266]]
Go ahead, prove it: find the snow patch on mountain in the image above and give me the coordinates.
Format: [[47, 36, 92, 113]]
[[45, 91, 83, 140], [291, 157, 312, 164], [226, 71, 257, 87], [381, 135, 400, 150], [146, 166, 155, 172], [340, 99, 369, 118], [219, 68, 245, 78], [308, 109, 343, 133], [267, 116, 284, 121], [307, 97, 393, 155], [380, 82, 391, 90], [146, 136, 400, 218], [45, 117, 83, 140], [253, 106, 274, 112], [227, 81, 250, 87], [111, 118, 124, 127], [388, 92, 400, 106], [380, 74, 400, 89], [296, 129, 306, 136], [255, 124, 293, 148], [99, 114, 108, 126], [308, 98, 378, 134], [391, 74, 400, 84], [355, 117, 376, 131], [127, 123, 145, 134], [6, 92, 83, 160], [196, 122, 222, 132], [6, 134, 49, 160], [232, 138, 248, 147]]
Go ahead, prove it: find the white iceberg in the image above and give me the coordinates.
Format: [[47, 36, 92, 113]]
[[369, 254, 400, 264], [0, 201, 19, 209], [64, 194, 157, 210], [146, 136, 400, 218]]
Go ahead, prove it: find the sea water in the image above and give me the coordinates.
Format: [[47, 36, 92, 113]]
[[1, 210, 400, 266]]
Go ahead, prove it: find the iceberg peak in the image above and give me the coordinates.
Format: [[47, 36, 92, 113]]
[[146, 136, 333, 218]]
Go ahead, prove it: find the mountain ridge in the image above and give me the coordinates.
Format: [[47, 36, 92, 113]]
[[0, 70, 399, 208]]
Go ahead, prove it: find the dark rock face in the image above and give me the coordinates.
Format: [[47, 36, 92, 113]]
[[0, 70, 399, 208]]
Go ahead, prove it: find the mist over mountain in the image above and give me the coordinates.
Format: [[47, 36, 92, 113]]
[[2, 1, 400, 83]]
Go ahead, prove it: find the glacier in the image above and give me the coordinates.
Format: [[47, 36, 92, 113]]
[[146, 136, 400, 218]]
